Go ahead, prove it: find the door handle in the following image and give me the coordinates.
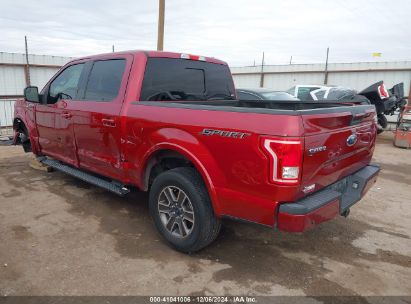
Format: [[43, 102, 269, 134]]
[[61, 112, 72, 119], [102, 118, 116, 127]]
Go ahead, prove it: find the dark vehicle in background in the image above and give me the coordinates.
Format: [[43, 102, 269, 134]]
[[358, 82, 407, 130], [236, 88, 299, 101]]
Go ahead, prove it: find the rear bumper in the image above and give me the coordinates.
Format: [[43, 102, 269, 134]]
[[277, 164, 380, 232]]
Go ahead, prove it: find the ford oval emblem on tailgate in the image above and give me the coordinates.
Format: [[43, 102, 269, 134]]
[[346, 134, 358, 146]]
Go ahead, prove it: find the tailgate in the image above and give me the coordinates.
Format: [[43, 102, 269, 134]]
[[300, 105, 377, 197]]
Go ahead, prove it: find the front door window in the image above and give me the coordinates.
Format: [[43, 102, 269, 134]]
[[48, 64, 84, 104]]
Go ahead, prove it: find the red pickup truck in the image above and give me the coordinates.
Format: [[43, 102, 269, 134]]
[[13, 50, 380, 252]]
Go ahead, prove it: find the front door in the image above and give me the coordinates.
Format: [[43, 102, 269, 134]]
[[36, 63, 85, 166]]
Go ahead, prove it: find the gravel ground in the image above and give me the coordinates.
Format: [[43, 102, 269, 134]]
[[0, 132, 410, 297]]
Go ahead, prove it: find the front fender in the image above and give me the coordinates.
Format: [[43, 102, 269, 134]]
[[141, 128, 226, 216], [13, 100, 41, 155]]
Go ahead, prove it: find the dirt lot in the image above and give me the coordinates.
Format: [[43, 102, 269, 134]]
[[0, 132, 410, 297]]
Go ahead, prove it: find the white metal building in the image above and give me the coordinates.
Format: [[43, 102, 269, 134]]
[[231, 61, 411, 96], [0, 52, 73, 129]]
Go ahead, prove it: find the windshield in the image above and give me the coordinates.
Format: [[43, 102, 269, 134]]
[[286, 86, 296, 96], [140, 58, 235, 101], [260, 91, 299, 101]]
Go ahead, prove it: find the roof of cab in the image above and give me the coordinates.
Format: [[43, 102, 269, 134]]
[[69, 50, 227, 66]]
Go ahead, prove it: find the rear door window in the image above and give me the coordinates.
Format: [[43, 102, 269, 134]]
[[83, 59, 126, 102], [140, 58, 235, 101]]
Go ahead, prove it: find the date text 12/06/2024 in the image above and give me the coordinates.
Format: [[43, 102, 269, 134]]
[[149, 296, 257, 303]]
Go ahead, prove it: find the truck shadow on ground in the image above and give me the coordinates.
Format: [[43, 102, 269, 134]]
[[2, 155, 411, 297]]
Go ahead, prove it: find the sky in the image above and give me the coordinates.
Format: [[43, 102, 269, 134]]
[[0, 0, 410, 66]]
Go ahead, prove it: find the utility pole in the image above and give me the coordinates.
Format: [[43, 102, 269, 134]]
[[324, 47, 329, 85], [112, 45, 115, 52], [157, 0, 165, 51], [259, 52, 265, 88], [24, 36, 31, 86]]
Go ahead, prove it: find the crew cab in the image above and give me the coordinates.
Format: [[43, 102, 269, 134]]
[[13, 50, 380, 252]]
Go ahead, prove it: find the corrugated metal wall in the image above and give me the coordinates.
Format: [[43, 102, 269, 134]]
[[231, 61, 411, 94], [0, 52, 73, 128]]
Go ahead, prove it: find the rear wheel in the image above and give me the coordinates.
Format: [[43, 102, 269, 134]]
[[149, 167, 221, 253], [377, 114, 388, 129]]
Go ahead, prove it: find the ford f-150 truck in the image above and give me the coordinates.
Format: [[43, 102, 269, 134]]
[[13, 50, 380, 252]]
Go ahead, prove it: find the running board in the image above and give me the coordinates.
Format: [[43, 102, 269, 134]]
[[39, 157, 130, 196]]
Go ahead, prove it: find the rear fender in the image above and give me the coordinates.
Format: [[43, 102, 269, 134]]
[[142, 128, 226, 216]]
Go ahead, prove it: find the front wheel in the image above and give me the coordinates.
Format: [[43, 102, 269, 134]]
[[149, 167, 221, 253]]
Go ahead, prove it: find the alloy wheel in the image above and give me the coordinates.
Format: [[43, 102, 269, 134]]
[[157, 186, 195, 238]]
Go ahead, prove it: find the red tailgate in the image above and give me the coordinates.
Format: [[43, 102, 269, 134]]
[[299, 106, 377, 197]]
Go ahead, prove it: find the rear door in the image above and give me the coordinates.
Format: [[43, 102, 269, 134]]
[[67, 56, 132, 180], [300, 105, 377, 196]]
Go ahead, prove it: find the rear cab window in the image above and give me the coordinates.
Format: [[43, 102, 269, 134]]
[[140, 58, 235, 101]]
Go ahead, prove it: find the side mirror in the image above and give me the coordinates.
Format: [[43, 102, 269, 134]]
[[24, 86, 40, 103]]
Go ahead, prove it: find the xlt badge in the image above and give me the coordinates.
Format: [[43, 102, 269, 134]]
[[308, 146, 327, 155]]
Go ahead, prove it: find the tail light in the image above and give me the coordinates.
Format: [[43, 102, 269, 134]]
[[378, 84, 389, 99], [260, 136, 303, 185]]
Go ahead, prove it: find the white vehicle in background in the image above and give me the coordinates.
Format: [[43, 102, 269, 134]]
[[286, 85, 327, 100], [286, 85, 353, 101]]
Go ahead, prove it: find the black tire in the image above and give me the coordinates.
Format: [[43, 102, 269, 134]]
[[377, 114, 388, 129], [149, 167, 221, 253], [17, 124, 32, 153]]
